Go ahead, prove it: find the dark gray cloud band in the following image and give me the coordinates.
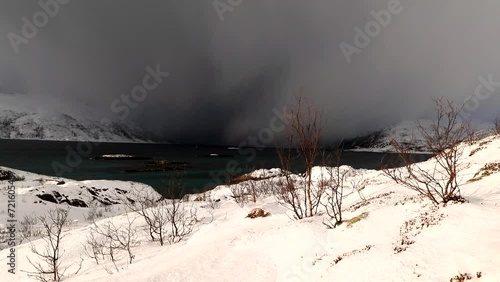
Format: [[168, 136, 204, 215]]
[[1, 0, 500, 145]]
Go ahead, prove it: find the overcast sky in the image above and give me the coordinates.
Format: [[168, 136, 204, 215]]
[[1, 0, 500, 144]]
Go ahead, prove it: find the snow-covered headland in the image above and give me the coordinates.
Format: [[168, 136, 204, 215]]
[[344, 119, 494, 153], [0, 93, 152, 143], [1, 134, 500, 281]]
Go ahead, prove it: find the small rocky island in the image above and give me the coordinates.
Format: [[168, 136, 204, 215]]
[[91, 154, 191, 173], [92, 154, 153, 160], [124, 160, 191, 173]]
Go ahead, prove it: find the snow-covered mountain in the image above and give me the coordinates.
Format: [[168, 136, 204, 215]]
[[0, 110, 152, 142], [0, 93, 152, 142], [343, 120, 493, 153]]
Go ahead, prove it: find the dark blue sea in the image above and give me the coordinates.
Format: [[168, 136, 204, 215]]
[[0, 139, 432, 196]]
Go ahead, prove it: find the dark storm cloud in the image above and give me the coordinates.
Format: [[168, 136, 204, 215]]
[[1, 0, 500, 145]]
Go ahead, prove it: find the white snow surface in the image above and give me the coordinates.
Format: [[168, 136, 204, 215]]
[[1, 135, 500, 281], [249, 168, 286, 179]]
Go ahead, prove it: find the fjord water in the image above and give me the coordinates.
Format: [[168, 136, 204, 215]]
[[0, 139, 431, 196]]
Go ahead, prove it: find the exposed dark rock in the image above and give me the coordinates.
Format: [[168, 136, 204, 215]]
[[0, 169, 13, 180], [37, 193, 58, 204], [94, 196, 119, 206], [37, 191, 89, 207], [115, 188, 128, 194], [70, 199, 88, 207], [86, 187, 98, 196], [0, 169, 23, 181], [52, 191, 63, 202]]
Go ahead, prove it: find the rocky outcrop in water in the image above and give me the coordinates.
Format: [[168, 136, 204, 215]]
[[124, 160, 191, 172]]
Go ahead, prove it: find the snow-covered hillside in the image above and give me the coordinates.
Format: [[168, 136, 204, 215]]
[[344, 120, 493, 153], [0, 93, 151, 142], [1, 135, 500, 281]]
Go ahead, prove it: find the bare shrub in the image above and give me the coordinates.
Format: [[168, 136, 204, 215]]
[[275, 93, 324, 219], [104, 205, 112, 213], [125, 188, 160, 242], [89, 213, 139, 267], [202, 197, 221, 223], [163, 174, 198, 244], [245, 179, 258, 203], [230, 170, 284, 205], [275, 162, 306, 219], [383, 98, 471, 205], [84, 202, 104, 222], [320, 148, 367, 228], [258, 177, 279, 196], [206, 197, 221, 210], [321, 148, 349, 228], [228, 165, 265, 205], [25, 207, 79, 282], [127, 174, 197, 246], [164, 196, 197, 244], [83, 231, 107, 266], [19, 213, 42, 243], [350, 172, 367, 202], [494, 117, 500, 135], [230, 183, 250, 207]]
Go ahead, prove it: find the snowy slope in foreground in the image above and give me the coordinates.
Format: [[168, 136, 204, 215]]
[[0, 93, 151, 142], [1, 135, 500, 281], [344, 119, 493, 153]]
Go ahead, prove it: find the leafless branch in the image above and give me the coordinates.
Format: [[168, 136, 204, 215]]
[[25, 207, 71, 282], [275, 92, 325, 219], [382, 98, 470, 204]]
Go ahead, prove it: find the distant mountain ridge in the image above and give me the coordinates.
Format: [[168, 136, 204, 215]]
[[0, 93, 152, 143], [343, 120, 493, 153]]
